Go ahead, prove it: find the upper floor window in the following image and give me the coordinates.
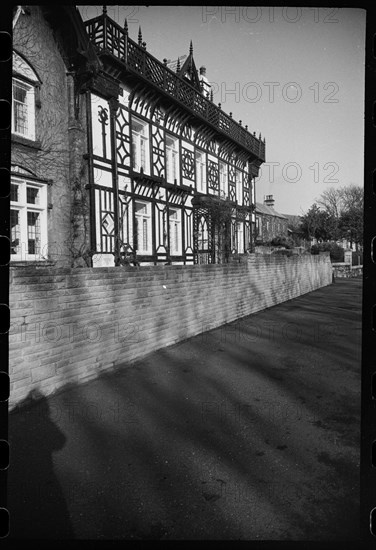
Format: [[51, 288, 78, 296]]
[[132, 117, 150, 174], [166, 134, 179, 184], [11, 175, 48, 261], [195, 150, 206, 193], [12, 52, 41, 141], [219, 161, 228, 199], [12, 79, 35, 139], [235, 170, 243, 204]]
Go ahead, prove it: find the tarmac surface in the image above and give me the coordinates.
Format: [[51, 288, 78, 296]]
[[8, 278, 362, 540]]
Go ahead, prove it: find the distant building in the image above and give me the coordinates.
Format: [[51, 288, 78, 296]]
[[255, 195, 288, 243]]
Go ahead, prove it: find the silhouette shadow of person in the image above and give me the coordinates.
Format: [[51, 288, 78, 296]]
[[8, 389, 74, 539]]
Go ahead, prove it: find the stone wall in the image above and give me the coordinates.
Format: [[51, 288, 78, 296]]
[[332, 263, 363, 278], [9, 253, 332, 408]]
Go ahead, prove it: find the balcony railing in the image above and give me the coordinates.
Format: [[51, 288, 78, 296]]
[[85, 12, 265, 161]]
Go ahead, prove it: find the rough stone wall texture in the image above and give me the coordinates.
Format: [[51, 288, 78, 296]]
[[332, 264, 363, 278], [257, 214, 289, 243], [12, 6, 89, 267], [9, 253, 332, 408]]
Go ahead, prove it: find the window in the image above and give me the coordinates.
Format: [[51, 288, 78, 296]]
[[237, 222, 244, 253], [236, 170, 242, 204], [132, 117, 149, 173], [11, 178, 47, 260], [256, 216, 262, 238], [219, 161, 228, 198], [166, 135, 179, 183], [12, 78, 36, 140], [169, 208, 182, 255], [197, 216, 209, 250], [195, 150, 206, 193], [134, 201, 152, 254]]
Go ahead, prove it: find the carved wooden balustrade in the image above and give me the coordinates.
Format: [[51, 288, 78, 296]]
[[85, 12, 265, 162]]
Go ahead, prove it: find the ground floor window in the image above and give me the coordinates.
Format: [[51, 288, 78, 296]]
[[134, 200, 152, 254], [237, 221, 244, 253], [169, 208, 182, 255], [11, 177, 47, 261], [197, 216, 209, 250]]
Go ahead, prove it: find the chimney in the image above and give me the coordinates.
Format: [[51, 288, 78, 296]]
[[199, 66, 211, 96], [264, 194, 275, 208]]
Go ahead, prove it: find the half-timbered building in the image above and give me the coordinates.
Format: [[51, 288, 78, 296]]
[[11, 6, 266, 267], [84, 7, 266, 266]]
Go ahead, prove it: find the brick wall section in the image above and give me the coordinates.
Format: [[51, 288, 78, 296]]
[[9, 253, 332, 408]]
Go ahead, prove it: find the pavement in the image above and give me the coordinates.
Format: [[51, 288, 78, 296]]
[[8, 278, 362, 541]]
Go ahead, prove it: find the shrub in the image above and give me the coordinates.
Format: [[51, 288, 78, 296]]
[[270, 235, 293, 249], [311, 242, 344, 262]]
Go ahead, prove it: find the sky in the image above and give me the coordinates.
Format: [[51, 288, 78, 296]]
[[79, 6, 365, 215]]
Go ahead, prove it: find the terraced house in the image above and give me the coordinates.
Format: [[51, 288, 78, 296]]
[[11, 5, 266, 267]]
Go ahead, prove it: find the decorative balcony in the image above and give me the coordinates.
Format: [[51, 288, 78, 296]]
[[84, 10, 265, 162]]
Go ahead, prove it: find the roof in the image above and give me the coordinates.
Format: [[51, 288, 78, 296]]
[[255, 202, 288, 220], [282, 214, 302, 226], [166, 55, 187, 72]]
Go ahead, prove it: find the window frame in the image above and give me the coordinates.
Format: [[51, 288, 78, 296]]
[[195, 149, 206, 194], [134, 200, 152, 255], [10, 176, 48, 261], [12, 76, 36, 141], [131, 116, 150, 174], [219, 161, 228, 199], [235, 169, 243, 205], [165, 134, 179, 184], [168, 207, 182, 256]]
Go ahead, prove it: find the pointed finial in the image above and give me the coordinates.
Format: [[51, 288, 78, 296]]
[[210, 90, 213, 101], [124, 18, 128, 34], [259, 132, 262, 140], [138, 26, 143, 45], [176, 57, 181, 72], [103, 5, 107, 14], [189, 40, 193, 56]]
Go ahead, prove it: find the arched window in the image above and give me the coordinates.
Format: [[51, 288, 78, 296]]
[[12, 51, 41, 141], [198, 216, 208, 250]]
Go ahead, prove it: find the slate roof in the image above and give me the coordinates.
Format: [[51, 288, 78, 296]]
[[255, 202, 288, 220]]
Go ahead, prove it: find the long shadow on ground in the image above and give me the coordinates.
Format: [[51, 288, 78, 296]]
[[8, 279, 361, 540]]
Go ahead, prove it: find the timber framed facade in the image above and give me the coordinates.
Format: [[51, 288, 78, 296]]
[[11, 6, 266, 267], [84, 8, 266, 266]]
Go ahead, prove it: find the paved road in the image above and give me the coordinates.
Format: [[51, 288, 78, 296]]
[[8, 278, 361, 540]]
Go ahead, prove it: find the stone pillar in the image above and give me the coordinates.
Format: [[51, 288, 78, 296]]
[[344, 248, 352, 266]]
